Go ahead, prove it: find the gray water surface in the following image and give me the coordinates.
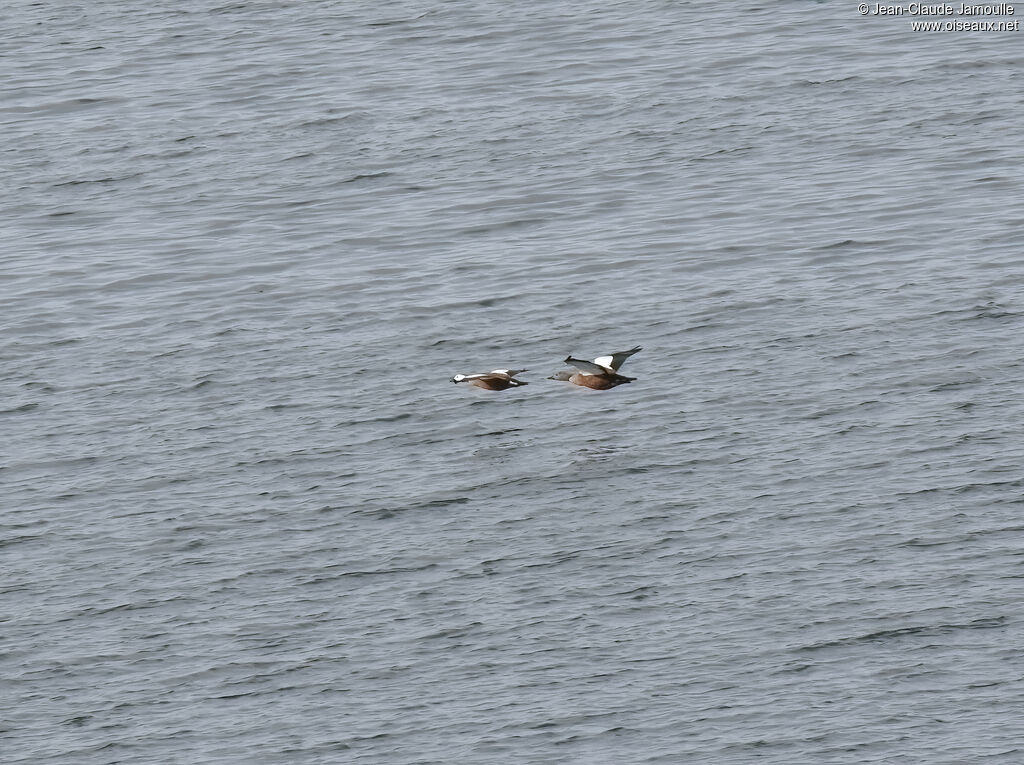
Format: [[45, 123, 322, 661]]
[[4, 2, 1024, 763]]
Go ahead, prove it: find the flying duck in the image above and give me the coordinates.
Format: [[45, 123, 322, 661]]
[[450, 369, 529, 390], [548, 346, 641, 390]]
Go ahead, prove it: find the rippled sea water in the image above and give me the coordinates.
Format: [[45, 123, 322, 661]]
[[4, 2, 1024, 763]]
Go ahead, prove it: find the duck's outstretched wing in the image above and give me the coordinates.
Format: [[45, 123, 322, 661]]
[[563, 356, 610, 375], [490, 368, 528, 378], [592, 346, 642, 371]]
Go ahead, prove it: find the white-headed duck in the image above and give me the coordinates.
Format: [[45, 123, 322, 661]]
[[451, 369, 529, 390]]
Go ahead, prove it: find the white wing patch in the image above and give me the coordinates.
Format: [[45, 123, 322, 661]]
[[593, 347, 641, 371], [566, 358, 610, 375]]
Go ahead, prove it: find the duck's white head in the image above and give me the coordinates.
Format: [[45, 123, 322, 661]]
[[451, 374, 468, 383]]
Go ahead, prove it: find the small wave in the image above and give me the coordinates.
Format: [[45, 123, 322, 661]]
[[801, 616, 1007, 651]]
